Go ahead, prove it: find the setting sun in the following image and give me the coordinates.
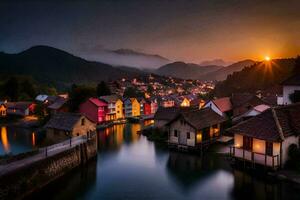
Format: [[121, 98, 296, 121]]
[[265, 56, 271, 61]]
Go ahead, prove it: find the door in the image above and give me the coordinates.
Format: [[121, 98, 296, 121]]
[[202, 127, 210, 141], [266, 142, 273, 156], [179, 131, 187, 145], [243, 136, 253, 151]]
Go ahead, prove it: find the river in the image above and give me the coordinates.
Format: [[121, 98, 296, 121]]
[[2, 123, 300, 200]]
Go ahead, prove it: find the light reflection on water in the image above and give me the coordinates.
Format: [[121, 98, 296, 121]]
[[20, 122, 300, 200], [0, 126, 41, 155]]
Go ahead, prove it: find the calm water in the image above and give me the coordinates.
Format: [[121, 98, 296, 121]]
[[8, 123, 300, 200], [0, 126, 43, 155]]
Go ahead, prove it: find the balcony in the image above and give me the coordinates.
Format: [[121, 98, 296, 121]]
[[230, 146, 280, 169]]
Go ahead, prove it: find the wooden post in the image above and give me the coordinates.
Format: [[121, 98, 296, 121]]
[[272, 156, 274, 169], [243, 149, 245, 168], [265, 154, 267, 167]]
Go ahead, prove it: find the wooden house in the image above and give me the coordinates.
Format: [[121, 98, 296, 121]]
[[228, 103, 300, 169], [6, 102, 35, 117], [180, 97, 191, 107], [154, 107, 180, 128], [79, 98, 108, 124], [99, 95, 121, 121], [0, 102, 7, 117], [45, 112, 96, 143], [139, 98, 151, 116], [115, 99, 124, 119], [47, 96, 68, 114], [204, 97, 232, 117], [150, 98, 158, 114], [166, 107, 226, 151], [124, 98, 140, 118]]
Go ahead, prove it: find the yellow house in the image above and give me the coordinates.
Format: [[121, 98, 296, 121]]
[[180, 98, 190, 107], [0, 104, 7, 117], [131, 98, 140, 117], [115, 99, 124, 119]]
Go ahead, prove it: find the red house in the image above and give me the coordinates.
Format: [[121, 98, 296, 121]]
[[79, 98, 108, 124], [143, 100, 152, 115]]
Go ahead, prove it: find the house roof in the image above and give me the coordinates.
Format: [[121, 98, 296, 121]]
[[166, 107, 226, 130], [48, 97, 68, 110], [35, 94, 48, 102], [99, 95, 120, 103], [281, 74, 300, 86], [211, 97, 232, 112], [227, 103, 300, 142], [231, 93, 266, 108], [89, 98, 107, 107], [7, 102, 33, 110], [44, 112, 88, 131], [253, 104, 270, 112], [154, 107, 181, 121]]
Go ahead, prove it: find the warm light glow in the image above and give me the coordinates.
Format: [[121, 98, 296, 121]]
[[264, 56, 271, 61], [1, 127, 10, 153], [196, 133, 202, 143], [32, 132, 36, 146]]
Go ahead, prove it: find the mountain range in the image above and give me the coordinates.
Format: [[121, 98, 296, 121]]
[[155, 60, 255, 80]]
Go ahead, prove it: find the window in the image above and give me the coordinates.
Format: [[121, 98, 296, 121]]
[[174, 130, 178, 137], [243, 136, 253, 151], [266, 142, 273, 156], [187, 132, 190, 139], [81, 118, 85, 126]]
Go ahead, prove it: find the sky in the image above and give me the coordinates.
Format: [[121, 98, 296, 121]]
[[0, 0, 300, 64]]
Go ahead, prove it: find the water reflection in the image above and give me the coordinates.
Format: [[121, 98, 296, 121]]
[[27, 123, 300, 200], [0, 126, 43, 155], [1, 127, 10, 153]]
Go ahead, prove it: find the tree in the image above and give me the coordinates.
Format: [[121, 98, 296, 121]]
[[69, 85, 96, 111], [4, 76, 20, 101], [97, 81, 111, 97], [293, 55, 300, 74], [22, 79, 36, 98], [123, 87, 143, 98]]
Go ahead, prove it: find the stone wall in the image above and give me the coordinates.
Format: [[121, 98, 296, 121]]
[[0, 136, 97, 200]]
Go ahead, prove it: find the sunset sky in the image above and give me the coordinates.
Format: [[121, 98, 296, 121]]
[[1, 0, 300, 63]]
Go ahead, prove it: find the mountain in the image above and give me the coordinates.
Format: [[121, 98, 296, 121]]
[[155, 62, 223, 79], [200, 59, 233, 66], [0, 45, 143, 88], [80, 47, 170, 69], [213, 58, 296, 97], [200, 59, 255, 81]]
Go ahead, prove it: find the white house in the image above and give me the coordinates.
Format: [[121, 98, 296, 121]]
[[228, 103, 300, 169], [232, 104, 270, 122], [204, 97, 232, 117], [166, 107, 226, 151], [281, 74, 300, 105]]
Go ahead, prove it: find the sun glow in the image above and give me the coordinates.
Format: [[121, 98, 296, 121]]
[[264, 56, 271, 61]]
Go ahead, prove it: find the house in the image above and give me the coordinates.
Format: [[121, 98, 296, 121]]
[[124, 98, 140, 118], [204, 97, 232, 117], [190, 99, 206, 109], [99, 95, 121, 121], [45, 112, 96, 143], [180, 97, 190, 107], [35, 94, 49, 103], [47, 96, 68, 114], [6, 102, 35, 116], [281, 74, 300, 105], [139, 98, 151, 116], [0, 102, 7, 117], [166, 107, 226, 151], [115, 99, 124, 119], [231, 93, 267, 119], [228, 103, 300, 169], [154, 107, 180, 128], [150, 98, 158, 114], [79, 98, 108, 124], [161, 96, 175, 108]]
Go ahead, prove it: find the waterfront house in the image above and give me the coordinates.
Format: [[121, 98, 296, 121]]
[[6, 102, 35, 117], [47, 96, 68, 114], [139, 98, 151, 116], [124, 98, 140, 118], [0, 102, 7, 117], [150, 98, 158, 114], [281, 74, 300, 105], [154, 107, 180, 128], [161, 96, 175, 108], [115, 98, 124, 119], [45, 112, 96, 142], [228, 103, 300, 169], [79, 98, 108, 124], [99, 94, 121, 121], [204, 97, 232, 117], [166, 107, 226, 151]]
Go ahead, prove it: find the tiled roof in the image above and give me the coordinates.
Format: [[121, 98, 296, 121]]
[[167, 107, 226, 130], [281, 74, 300, 86], [154, 107, 180, 120], [89, 98, 107, 107], [231, 93, 266, 108], [227, 103, 300, 141], [212, 97, 232, 112], [44, 112, 84, 131], [6, 102, 33, 110], [48, 97, 67, 110], [99, 95, 120, 103]]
